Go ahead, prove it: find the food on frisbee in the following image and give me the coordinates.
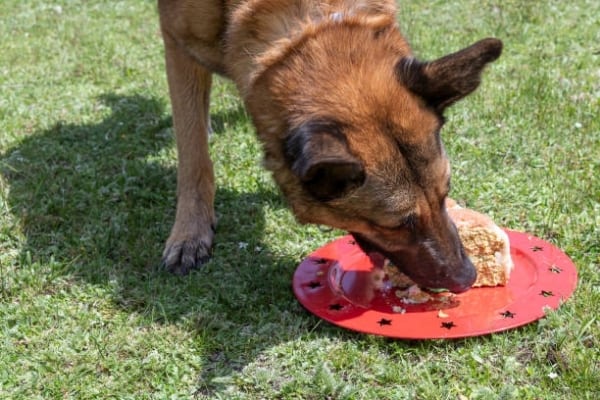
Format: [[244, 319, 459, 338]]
[[446, 199, 513, 287], [384, 199, 513, 290], [395, 285, 432, 304], [390, 281, 458, 310], [392, 305, 407, 314], [384, 262, 458, 306], [383, 261, 415, 288]]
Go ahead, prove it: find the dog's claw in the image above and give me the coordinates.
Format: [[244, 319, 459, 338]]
[[162, 239, 212, 275]]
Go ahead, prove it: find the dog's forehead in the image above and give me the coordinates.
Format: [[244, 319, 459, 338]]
[[355, 99, 446, 171], [350, 132, 450, 226], [341, 82, 442, 153], [391, 92, 441, 140]]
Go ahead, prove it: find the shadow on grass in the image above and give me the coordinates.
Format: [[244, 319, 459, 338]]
[[2, 94, 177, 278], [2, 93, 501, 397], [1, 93, 329, 392]]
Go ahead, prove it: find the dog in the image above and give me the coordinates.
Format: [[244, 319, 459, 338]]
[[157, 0, 502, 293]]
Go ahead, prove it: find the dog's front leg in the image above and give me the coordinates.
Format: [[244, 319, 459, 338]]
[[161, 33, 216, 275]]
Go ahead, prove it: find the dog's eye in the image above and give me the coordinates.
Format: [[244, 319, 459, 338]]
[[375, 213, 417, 231], [393, 213, 417, 230]]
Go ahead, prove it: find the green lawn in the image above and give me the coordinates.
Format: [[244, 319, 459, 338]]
[[1, 1, 598, 399]]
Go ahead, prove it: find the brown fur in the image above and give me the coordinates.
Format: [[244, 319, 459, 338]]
[[157, 0, 502, 292]]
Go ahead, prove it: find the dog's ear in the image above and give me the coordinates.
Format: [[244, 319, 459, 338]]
[[285, 121, 365, 201], [397, 38, 502, 112]]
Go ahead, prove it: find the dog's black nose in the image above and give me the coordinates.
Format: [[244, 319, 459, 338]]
[[442, 257, 477, 293]]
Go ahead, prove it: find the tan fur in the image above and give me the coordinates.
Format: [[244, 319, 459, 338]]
[[157, 0, 502, 291]]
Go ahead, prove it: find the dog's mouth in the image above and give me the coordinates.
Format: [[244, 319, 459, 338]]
[[350, 232, 476, 293]]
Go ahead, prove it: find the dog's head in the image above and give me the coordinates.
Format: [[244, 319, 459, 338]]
[[248, 24, 502, 293]]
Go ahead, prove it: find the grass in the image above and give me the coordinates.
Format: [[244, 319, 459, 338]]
[[0, 0, 598, 399]]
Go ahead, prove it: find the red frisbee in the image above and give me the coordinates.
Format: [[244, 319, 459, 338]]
[[292, 230, 577, 339]]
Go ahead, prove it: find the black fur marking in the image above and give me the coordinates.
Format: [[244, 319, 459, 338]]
[[284, 120, 365, 201]]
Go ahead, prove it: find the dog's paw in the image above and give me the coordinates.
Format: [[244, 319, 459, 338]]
[[162, 226, 215, 275]]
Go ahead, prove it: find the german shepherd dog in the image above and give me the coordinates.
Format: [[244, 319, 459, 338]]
[[157, 0, 502, 293]]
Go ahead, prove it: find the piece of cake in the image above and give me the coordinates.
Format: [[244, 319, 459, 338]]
[[445, 199, 513, 287]]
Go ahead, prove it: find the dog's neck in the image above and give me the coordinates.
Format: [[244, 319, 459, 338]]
[[224, 0, 399, 96]]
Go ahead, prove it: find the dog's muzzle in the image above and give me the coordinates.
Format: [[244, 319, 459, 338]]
[[351, 232, 477, 293]]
